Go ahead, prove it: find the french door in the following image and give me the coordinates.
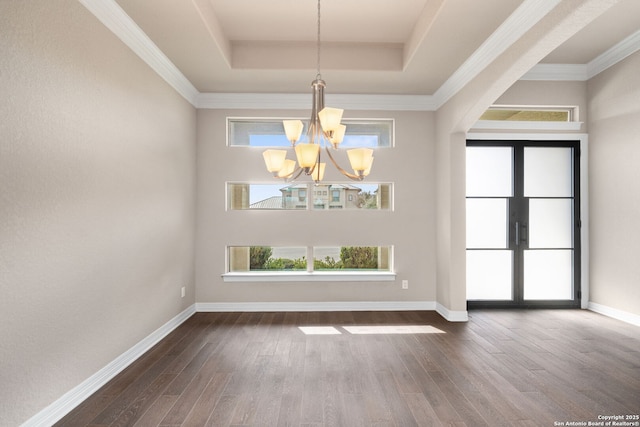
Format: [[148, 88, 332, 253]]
[[466, 140, 581, 308]]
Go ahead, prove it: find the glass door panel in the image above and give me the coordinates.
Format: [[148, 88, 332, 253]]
[[466, 145, 513, 301], [528, 199, 573, 248], [524, 147, 573, 197], [466, 147, 513, 197], [466, 199, 508, 248], [467, 251, 513, 300], [523, 250, 573, 300]]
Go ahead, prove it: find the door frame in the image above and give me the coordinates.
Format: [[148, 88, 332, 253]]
[[466, 132, 589, 309]]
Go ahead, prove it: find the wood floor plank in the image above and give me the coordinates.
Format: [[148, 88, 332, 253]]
[[204, 393, 238, 427], [109, 373, 177, 427], [56, 309, 640, 427], [180, 372, 232, 426], [132, 395, 178, 427]]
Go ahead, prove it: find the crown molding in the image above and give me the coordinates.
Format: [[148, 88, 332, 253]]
[[196, 92, 436, 111], [520, 63, 588, 81], [587, 29, 640, 79], [77, 0, 199, 106], [433, 0, 562, 108], [522, 30, 640, 82], [196, 93, 310, 110]]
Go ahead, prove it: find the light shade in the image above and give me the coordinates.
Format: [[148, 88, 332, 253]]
[[295, 143, 320, 169], [329, 124, 346, 148], [283, 120, 304, 144], [347, 148, 374, 174], [263, 149, 287, 173], [362, 157, 374, 176], [277, 159, 297, 178], [318, 107, 344, 132], [311, 162, 326, 182]]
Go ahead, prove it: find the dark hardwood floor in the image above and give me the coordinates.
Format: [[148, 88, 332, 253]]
[[55, 309, 640, 426]]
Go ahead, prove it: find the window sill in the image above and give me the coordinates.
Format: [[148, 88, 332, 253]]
[[222, 271, 397, 283]]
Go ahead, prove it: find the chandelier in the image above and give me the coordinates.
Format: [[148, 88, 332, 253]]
[[262, 0, 374, 183]]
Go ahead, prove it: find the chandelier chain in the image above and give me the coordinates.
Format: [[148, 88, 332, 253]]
[[316, 0, 321, 79]]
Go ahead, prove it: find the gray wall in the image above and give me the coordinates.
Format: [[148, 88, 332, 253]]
[[195, 109, 437, 305], [0, 1, 197, 425], [588, 51, 640, 317]]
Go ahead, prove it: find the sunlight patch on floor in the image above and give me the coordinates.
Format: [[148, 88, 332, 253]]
[[298, 326, 342, 335], [343, 325, 445, 335], [298, 325, 446, 335]]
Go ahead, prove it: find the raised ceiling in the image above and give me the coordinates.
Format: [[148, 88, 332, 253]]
[[112, 0, 640, 96]]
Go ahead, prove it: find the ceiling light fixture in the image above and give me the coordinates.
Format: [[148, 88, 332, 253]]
[[262, 0, 374, 183]]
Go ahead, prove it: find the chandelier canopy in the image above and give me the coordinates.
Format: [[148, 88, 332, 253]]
[[262, 0, 374, 183]]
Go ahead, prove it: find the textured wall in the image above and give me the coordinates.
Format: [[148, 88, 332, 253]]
[[195, 109, 437, 305], [0, 1, 196, 425], [587, 51, 640, 316]]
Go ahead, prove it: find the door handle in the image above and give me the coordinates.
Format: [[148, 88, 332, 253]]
[[515, 222, 528, 246]]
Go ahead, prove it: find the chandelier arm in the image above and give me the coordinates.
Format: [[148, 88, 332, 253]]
[[275, 163, 305, 181], [282, 166, 305, 181], [323, 146, 364, 181], [292, 167, 305, 180]]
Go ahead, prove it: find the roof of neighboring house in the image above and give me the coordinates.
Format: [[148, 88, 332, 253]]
[[250, 196, 283, 209], [280, 183, 361, 191], [328, 184, 361, 191]]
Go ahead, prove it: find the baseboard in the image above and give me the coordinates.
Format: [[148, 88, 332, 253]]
[[196, 301, 437, 312], [588, 302, 640, 327], [197, 301, 469, 322], [22, 304, 197, 427], [436, 302, 469, 322]]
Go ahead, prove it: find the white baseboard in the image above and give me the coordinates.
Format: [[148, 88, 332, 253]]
[[196, 301, 437, 312], [22, 304, 197, 427], [588, 302, 640, 327], [436, 302, 469, 322]]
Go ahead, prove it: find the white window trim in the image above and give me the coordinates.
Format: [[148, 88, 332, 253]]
[[222, 271, 397, 282]]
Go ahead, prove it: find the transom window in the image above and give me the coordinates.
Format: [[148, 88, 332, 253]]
[[479, 106, 577, 122], [228, 118, 394, 148]]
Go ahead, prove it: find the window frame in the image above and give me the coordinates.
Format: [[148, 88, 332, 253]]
[[223, 245, 396, 282], [226, 182, 394, 211], [227, 117, 395, 148]]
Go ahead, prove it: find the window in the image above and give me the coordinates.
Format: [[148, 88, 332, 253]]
[[313, 246, 392, 271], [229, 246, 307, 272], [227, 183, 393, 210], [228, 118, 394, 148], [479, 106, 577, 122], [227, 246, 393, 274]]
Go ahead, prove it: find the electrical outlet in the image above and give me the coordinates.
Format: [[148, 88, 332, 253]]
[[402, 280, 409, 289], [181, 287, 186, 298]]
